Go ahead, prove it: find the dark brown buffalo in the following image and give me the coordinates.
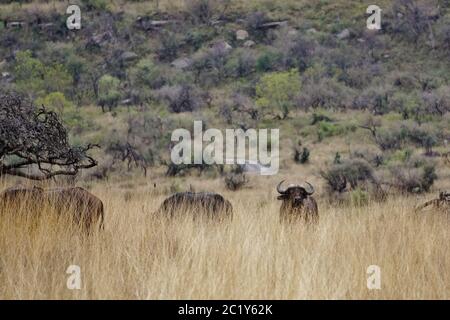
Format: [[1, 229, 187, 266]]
[[0, 186, 104, 231], [156, 192, 233, 221], [276, 180, 318, 224]]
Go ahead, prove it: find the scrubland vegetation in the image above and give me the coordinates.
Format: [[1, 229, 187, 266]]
[[0, 0, 449, 299]]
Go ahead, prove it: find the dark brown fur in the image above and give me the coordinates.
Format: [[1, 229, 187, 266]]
[[0, 186, 104, 231], [277, 181, 319, 224], [157, 192, 233, 221]]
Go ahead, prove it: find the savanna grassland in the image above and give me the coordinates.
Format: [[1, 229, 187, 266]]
[[1, 0, 450, 300], [0, 174, 449, 300]]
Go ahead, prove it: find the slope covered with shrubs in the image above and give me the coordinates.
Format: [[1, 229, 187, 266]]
[[0, 0, 449, 197]]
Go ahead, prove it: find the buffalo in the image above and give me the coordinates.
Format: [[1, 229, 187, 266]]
[[0, 186, 104, 231], [415, 191, 450, 214], [156, 192, 233, 221], [276, 180, 318, 223]]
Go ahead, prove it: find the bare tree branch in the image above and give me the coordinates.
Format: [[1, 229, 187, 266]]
[[0, 94, 98, 180]]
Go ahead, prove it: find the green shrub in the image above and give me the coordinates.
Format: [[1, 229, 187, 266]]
[[13, 50, 72, 98], [129, 58, 167, 90], [185, 27, 216, 50], [225, 49, 256, 78], [321, 159, 375, 192], [389, 149, 413, 164], [81, 0, 108, 10], [389, 161, 437, 194], [256, 69, 301, 119], [185, 0, 220, 24], [158, 31, 183, 61], [14, 50, 46, 97], [317, 121, 356, 141], [256, 50, 282, 72], [98, 75, 121, 111], [35, 92, 72, 114]]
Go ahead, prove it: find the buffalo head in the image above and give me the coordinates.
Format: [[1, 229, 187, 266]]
[[276, 180, 315, 206]]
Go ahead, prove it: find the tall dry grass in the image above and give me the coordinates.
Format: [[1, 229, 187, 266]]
[[0, 180, 449, 300]]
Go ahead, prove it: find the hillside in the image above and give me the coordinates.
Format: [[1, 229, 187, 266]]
[[1, 0, 450, 301], [0, 0, 449, 196]]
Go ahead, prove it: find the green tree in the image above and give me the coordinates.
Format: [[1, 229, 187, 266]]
[[44, 64, 72, 94], [131, 58, 167, 86], [14, 50, 72, 99], [14, 50, 46, 98], [98, 75, 121, 112], [256, 69, 301, 119], [35, 92, 72, 115]]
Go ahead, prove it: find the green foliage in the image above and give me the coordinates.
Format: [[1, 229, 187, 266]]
[[225, 49, 256, 78], [14, 50, 46, 97], [158, 31, 182, 61], [98, 75, 121, 111], [185, 0, 219, 24], [81, 0, 108, 10], [35, 92, 72, 114], [389, 91, 421, 120], [129, 58, 166, 90], [256, 69, 301, 118], [317, 121, 356, 141], [373, 123, 439, 154], [66, 54, 86, 86], [256, 50, 281, 72], [185, 27, 216, 50], [2, 0, 450, 180], [43, 64, 72, 94], [389, 149, 413, 164], [35, 92, 93, 134], [13, 50, 72, 98], [322, 159, 375, 192]]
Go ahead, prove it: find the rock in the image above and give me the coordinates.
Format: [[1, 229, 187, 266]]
[[149, 20, 172, 27], [6, 21, 25, 28], [171, 57, 192, 69], [336, 28, 350, 40], [210, 41, 232, 54], [243, 40, 256, 48], [120, 51, 138, 62], [259, 21, 288, 29], [37, 23, 55, 29], [236, 29, 249, 41], [136, 17, 175, 30]]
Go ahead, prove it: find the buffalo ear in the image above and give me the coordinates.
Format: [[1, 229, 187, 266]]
[[277, 195, 286, 200]]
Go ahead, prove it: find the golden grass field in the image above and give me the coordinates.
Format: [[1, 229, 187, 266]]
[[0, 175, 448, 300]]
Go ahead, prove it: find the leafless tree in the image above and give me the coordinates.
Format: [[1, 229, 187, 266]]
[[106, 142, 148, 176], [0, 94, 97, 180]]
